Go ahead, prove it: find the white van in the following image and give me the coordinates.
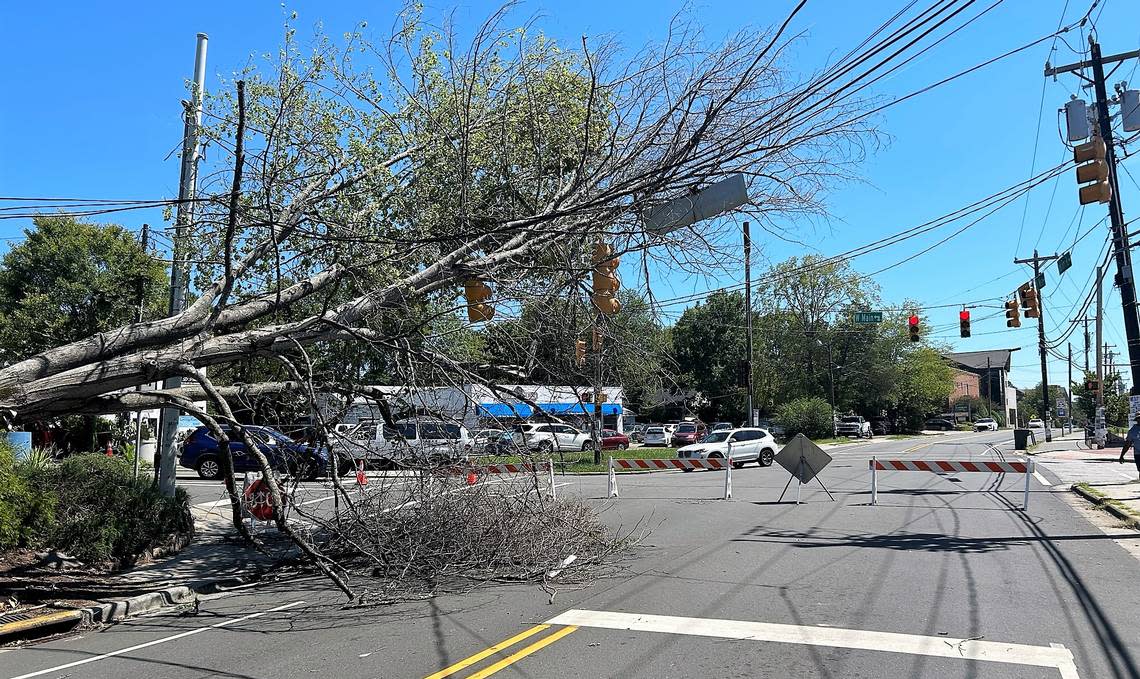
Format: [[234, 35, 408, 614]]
[[330, 418, 473, 466]]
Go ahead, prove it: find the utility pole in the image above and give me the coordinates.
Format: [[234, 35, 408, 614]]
[[743, 221, 755, 427], [1097, 264, 1105, 406], [132, 224, 150, 480], [592, 313, 603, 465], [1072, 315, 1095, 372], [1068, 342, 1073, 434], [1047, 37, 1140, 394], [1014, 249, 1058, 442], [157, 33, 208, 497]]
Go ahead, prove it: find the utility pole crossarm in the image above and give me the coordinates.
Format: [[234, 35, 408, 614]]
[[1045, 49, 1140, 77]]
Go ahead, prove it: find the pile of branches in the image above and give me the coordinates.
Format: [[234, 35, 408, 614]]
[[307, 473, 629, 602]]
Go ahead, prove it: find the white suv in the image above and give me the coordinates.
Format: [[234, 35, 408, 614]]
[[677, 428, 777, 468], [507, 423, 594, 454]]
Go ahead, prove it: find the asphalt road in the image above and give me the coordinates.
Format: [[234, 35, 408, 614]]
[[5, 430, 1140, 678]]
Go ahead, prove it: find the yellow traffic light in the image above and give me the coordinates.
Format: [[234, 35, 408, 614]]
[[463, 279, 495, 323], [1004, 299, 1021, 328], [591, 241, 621, 315], [592, 327, 604, 351], [1023, 288, 1040, 319], [1074, 137, 1111, 205]]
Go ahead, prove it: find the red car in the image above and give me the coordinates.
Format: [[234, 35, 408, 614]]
[[601, 430, 630, 450], [670, 421, 707, 447]]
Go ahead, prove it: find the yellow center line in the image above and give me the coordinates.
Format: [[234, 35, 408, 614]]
[[424, 624, 552, 679], [464, 626, 579, 679]]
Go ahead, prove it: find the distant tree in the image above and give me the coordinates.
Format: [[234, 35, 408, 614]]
[[670, 291, 748, 422], [1017, 383, 1070, 422], [0, 215, 166, 363]]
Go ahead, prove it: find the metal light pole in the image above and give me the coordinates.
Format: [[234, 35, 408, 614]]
[[157, 33, 208, 497]]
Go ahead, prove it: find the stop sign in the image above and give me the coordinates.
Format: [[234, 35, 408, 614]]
[[243, 479, 282, 521]]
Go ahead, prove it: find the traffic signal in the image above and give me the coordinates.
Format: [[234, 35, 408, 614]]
[[1074, 136, 1111, 205], [575, 339, 586, 366], [1004, 299, 1021, 328], [463, 278, 494, 322], [592, 326, 604, 351], [591, 242, 622, 314], [908, 314, 920, 342], [1085, 378, 1100, 392], [959, 309, 971, 338], [1023, 286, 1040, 319]]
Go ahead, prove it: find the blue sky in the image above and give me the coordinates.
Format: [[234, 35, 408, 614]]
[[3, 0, 1140, 390]]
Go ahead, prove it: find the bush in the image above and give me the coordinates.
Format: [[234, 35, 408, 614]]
[[0, 443, 36, 549], [775, 397, 834, 440], [23, 454, 191, 565]]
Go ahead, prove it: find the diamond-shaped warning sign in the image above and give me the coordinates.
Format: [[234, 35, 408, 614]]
[[774, 434, 833, 483]]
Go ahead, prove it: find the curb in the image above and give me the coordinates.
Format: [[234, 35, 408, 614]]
[[1071, 484, 1140, 527], [86, 585, 197, 624]]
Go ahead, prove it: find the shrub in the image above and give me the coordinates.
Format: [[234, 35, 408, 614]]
[[27, 454, 191, 565], [775, 397, 834, 440]]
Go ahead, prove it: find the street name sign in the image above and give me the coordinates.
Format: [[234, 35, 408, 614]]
[[853, 311, 883, 324]]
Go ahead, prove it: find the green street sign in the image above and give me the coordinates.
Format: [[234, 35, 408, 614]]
[[854, 311, 883, 324], [1057, 251, 1072, 275]]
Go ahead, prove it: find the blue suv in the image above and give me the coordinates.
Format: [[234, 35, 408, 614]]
[[179, 425, 329, 480]]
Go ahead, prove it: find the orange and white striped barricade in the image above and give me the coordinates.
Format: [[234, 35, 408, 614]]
[[450, 461, 557, 500], [869, 457, 1035, 509], [608, 456, 732, 500]]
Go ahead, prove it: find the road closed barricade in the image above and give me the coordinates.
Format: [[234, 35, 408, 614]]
[[608, 456, 733, 500], [441, 460, 558, 500], [869, 457, 1035, 509]]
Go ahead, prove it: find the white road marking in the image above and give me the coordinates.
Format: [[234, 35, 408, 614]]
[[544, 609, 1080, 678], [1034, 470, 1052, 487], [8, 601, 306, 679]]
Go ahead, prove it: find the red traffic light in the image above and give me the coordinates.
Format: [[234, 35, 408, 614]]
[[908, 314, 919, 327], [959, 310, 970, 321]]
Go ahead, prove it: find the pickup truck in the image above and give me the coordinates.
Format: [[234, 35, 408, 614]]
[[835, 415, 873, 439]]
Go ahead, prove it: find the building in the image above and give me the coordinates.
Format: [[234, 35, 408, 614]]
[[944, 349, 1020, 425], [323, 384, 627, 433]]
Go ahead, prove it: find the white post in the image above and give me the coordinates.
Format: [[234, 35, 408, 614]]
[[1023, 458, 1033, 510], [796, 457, 803, 505], [242, 472, 254, 532], [608, 456, 618, 498], [870, 457, 878, 506], [547, 460, 556, 501], [724, 455, 733, 500]]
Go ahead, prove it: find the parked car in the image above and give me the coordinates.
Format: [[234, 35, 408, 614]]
[[471, 428, 503, 453], [835, 415, 873, 439], [629, 424, 648, 443], [642, 426, 668, 447], [671, 421, 707, 447], [924, 417, 956, 431], [870, 417, 893, 436], [601, 429, 631, 450], [501, 422, 594, 454], [329, 418, 473, 466], [709, 422, 733, 432], [677, 428, 777, 468], [1028, 418, 1045, 429], [180, 425, 333, 480], [973, 417, 999, 432]]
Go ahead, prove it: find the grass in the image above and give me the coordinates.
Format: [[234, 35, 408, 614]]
[[1074, 482, 1140, 527]]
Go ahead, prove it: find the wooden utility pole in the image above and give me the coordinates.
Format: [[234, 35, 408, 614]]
[[132, 224, 150, 480], [1047, 38, 1140, 394], [1014, 250, 1059, 442]]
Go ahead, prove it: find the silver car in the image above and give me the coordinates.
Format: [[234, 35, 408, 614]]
[[643, 426, 668, 447], [677, 428, 778, 468]]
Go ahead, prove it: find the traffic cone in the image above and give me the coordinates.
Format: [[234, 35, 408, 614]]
[[466, 471, 478, 485], [105, 440, 114, 457]]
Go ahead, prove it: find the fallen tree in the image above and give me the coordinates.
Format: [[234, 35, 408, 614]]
[[6, 3, 884, 598]]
